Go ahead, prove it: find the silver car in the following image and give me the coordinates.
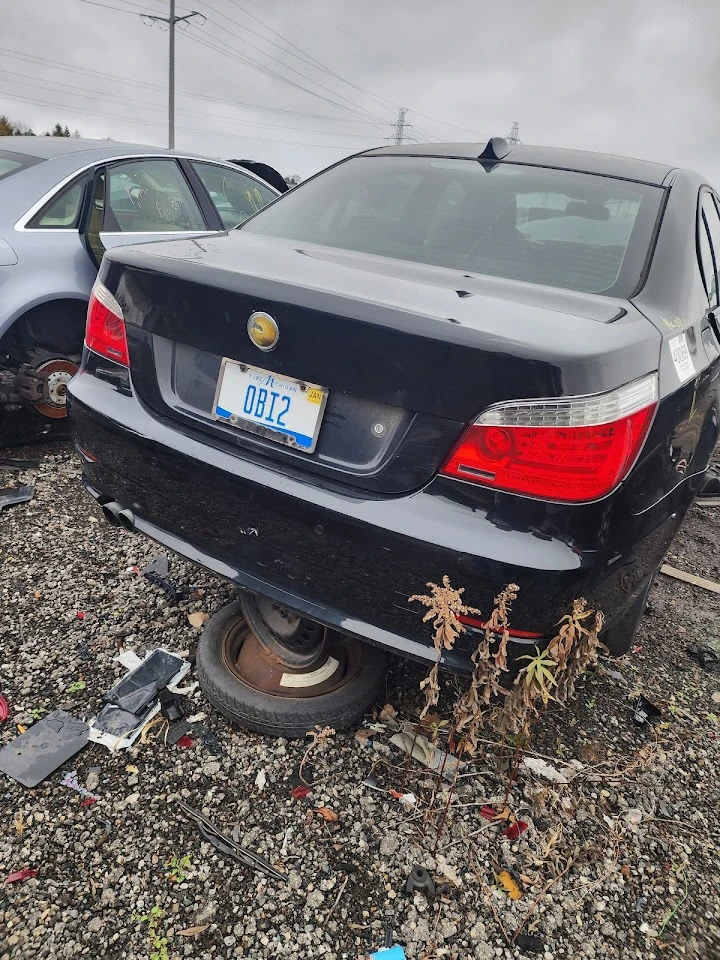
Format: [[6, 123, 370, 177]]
[[0, 137, 279, 421]]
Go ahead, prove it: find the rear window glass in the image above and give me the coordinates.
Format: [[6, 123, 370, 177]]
[[0, 148, 44, 182], [242, 155, 663, 297]]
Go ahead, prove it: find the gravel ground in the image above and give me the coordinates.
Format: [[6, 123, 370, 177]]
[[1, 443, 719, 960]]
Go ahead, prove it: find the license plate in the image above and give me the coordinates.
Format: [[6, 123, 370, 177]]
[[212, 358, 328, 452]]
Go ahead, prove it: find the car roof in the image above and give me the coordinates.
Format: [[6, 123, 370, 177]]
[[0, 136, 203, 161], [363, 142, 677, 186]]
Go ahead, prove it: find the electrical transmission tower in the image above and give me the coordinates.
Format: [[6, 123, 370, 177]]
[[506, 121, 522, 145], [391, 107, 413, 145], [143, 0, 203, 148]]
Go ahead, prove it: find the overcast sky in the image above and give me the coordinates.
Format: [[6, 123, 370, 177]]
[[1, 0, 718, 182]]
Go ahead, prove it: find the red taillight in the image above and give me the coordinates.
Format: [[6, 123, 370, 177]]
[[441, 375, 658, 503], [85, 281, 129, 366]]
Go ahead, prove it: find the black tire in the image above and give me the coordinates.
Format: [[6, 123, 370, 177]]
[[196, 600, 387, 738], [601, 577, 653, 656]]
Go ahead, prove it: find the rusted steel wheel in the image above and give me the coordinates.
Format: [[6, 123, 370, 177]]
[[196, 596, 386, 737]]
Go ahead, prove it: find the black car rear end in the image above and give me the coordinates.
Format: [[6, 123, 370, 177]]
[[69, 145, 715, 669]]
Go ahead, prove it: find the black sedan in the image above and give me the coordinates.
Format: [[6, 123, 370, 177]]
[[69, 137, 720, 736]]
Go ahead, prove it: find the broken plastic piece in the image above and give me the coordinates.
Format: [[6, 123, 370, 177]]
[[87, 649, 190, 751], [290, 785, 312, 799], [480, 805, 497, 821], [159, 687, 185, 722], [141, 554, 190, 604], [192, 724, 222, 757], [0, 710, 89, 788], [390, 731, 464, 781], [166, 718, 193, 746], [61, 769, 99, 801], [404, 865, 435, 899], [0, 694, 8, 724], [502, 820, 528, 841], [632, 694, 662, 725], [370, 948, 407, 959], [6, 868, 38, 884], [175, 734, 194, 749], [0, 484, 34, 511]]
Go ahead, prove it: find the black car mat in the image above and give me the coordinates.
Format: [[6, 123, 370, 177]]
[[0, 710, 89, 788]]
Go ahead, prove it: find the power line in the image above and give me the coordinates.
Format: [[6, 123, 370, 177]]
[[506, 121, 522, 145], [188, 15, 392, 133], [0, 47, 363, 122], [182, 26, 390, 132], [0, 90, 367, 149], [0, 69, 386, 138]]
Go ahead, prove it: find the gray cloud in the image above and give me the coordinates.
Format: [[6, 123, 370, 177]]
[[2, 0, 718, 182]]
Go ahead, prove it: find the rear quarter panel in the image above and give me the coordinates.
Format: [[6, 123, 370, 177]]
[[630, 169, 720, 511]]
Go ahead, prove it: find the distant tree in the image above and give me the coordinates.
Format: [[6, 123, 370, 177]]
[[13, 121, 36, 136], [284, 174, 301, 188], [47, 122, 71, 137], [72, 129, 81, 138], [0, 115, 14, 136]]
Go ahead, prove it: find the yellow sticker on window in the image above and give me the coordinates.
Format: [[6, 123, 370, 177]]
[[307, 388, 324, 405]]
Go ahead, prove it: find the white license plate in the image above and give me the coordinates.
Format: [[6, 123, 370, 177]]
[[212, 358, 328, 452]]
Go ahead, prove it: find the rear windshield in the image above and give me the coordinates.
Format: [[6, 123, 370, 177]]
[[0, 148, 44, 182], [242, 155, 663, 297]]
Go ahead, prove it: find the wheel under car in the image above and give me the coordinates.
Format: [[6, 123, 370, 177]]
[[195, 593, 387, 738], [15, 354, 80, 418]]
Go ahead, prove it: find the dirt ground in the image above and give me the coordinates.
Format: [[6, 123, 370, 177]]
[[0, 442, 719, 960]]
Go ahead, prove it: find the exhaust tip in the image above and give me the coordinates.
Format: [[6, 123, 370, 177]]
[[117, 508, 135, 532], [101, 500, 121, 526]]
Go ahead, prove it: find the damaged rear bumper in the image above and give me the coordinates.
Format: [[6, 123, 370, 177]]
[[69, 366, 686, 672]]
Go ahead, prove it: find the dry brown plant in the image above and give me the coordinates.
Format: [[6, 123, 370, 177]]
[[410, 576, 481, 718]]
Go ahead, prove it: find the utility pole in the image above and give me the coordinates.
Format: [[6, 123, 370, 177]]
[[507, 121, 522, 145], [144, 1, 202, 148]]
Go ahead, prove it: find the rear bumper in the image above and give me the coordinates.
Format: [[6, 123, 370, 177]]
[[69, 366, 691, 672]]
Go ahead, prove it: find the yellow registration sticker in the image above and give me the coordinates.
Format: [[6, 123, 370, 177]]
[[307, 388, 324, 405]]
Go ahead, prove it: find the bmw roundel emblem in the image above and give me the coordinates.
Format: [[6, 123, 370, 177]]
[[247, 311, 279, 351]]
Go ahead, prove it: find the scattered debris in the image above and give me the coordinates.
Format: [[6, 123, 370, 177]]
[[290, 785, 311, 799], [0, 483, 34, 512], [632, 694, 662, 726], [158, 687, 184, 722], [515, 933, 544, 954], [191, 723, 222, 757], [315, 806, 338, 822], [497, 869, 522, 900], [480, 805, 497, 821], [387, 790, 416, 807], [660, 563, 720, 595], [87, 649, 190, 751], [521, 756, 570, 783], [175, 734, 194, 749], [80, 797, 97, 808], [0, 693, 8, 724], [6, 868, 38, 884], [435, 855, 462, 888], [370, 943, 407, 959], [141, 554, 190, 603], [61, 769, 99, 801], [686, 642, 719, 671], [389, 730, 464, 782], [404, 865, 435, 899], [624, 808, 643, 830], [166, 719, 193, 746], [177, 924, 209, 937], [0, 710, 89, 788], [187, 611, 209, 629], [502, 820, 528, 841], [176, 799, 285, 881], [0, 456, 40, 470], [255, 769, 267, 791], [378, 703, 401, 731]]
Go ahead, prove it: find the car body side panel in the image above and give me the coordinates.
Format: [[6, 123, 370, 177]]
[[0, 230, 97, 340], [630, 169, 720, 509]]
